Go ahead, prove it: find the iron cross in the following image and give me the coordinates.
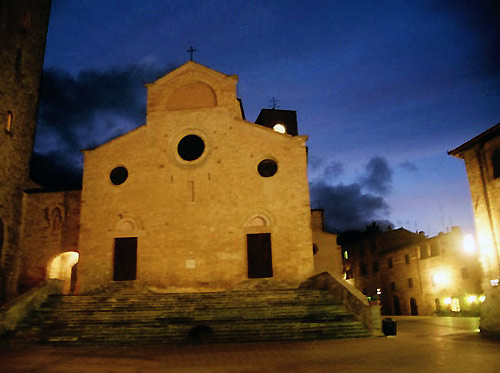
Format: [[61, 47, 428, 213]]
[[187, 46, 197, 61], [270, 97, 279, 109]]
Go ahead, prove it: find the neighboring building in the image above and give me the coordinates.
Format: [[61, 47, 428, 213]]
[[311, 209, 343, 278], [449, 123, 500, 335], [342, 227, 482, 316], [0, 0, 52, 302]]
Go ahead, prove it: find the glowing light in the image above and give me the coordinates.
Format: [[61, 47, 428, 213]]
[[443, 297, 452, 305], [376, 288, 382, 295], [273, 123, 286, 134], [463, 234, 476, 253], [451, 298, 461, 312], [490, 279, 499, 287], [432, 270, 451, 287], [479, 295, 486, 302], [467, 295, 477, 304]]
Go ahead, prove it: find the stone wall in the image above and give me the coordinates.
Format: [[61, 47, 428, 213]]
[[18, 190, 81, 293], [78, 63, 314, 292], [0, 0, 51, 302]]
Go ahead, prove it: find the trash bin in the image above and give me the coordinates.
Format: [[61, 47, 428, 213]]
[[382, 317, 397, 336]]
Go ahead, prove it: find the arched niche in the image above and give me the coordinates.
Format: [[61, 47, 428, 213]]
[[165, 81, 217, 110], [47, 251, 79, 295], [243, 212, 274, 234], [114, 213, 144, 236]]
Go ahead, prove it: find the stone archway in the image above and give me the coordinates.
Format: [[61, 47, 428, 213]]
[[47, 251, 79, 294]]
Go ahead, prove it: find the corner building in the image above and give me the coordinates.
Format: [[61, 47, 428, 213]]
[[78, 62, 314, 292], [0, 0, 51, 302], [449, 123, 500, 335]]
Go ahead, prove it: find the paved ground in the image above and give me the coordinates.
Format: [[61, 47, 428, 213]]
[[0, 316, 498, 372]]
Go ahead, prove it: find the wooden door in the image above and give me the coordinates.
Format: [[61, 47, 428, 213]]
[[113, 237, 137, 281], [247, 233, 273, 278]]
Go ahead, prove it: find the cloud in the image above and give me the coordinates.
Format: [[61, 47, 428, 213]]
[[399, 160, 418, 172], [30, 151, 82, 190], [33, 63, 178, 187], [359, 156, 393, 195], [308, 157, 344, 182], [310, 181, 391, 233], [36, 63, 178, 150]]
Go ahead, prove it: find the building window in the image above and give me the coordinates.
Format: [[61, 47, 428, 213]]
[[372, 260, 379, 273], [492, 149, 500, 179], [257, 159, 278, 177], [430, 242, 439, 257], [313, 244, 319, 255], [110, 166, 128, 185], [420, 244, 429, 259], [388, 257, 393, 269], [408, 278, 414, 288], [178, 134, 205, 161], [343, 250, 349, 260], [461, 267, 470, 280], [6, 111, 13, 134], [390, 282, 396, 291], [360, 264, 368, 276], [370, 240, 377, 254], [405, 254, 410, 264]]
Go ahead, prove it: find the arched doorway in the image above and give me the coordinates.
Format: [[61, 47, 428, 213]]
[[410, 297, 419, 316], [393, 295, 402, 315], [47, 251, 79, 294]]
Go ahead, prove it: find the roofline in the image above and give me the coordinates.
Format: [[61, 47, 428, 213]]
[[448, 122, 500, 158]]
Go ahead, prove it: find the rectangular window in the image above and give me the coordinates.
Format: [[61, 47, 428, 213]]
[[391, 282, 396, 291], [420, 245, 429, 259], [372, 260, 379, 273], [388, 257, 393, 269], [361, 264, 368, 276], [5, 111, 13, 134], [405, 254, 410, 264], [408, 278, 414, 288]]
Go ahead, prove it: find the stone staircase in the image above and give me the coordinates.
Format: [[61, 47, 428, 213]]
[[8, 283, 371, 345]]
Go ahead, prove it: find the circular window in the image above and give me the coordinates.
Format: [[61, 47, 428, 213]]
[[110, 166, 128, 185], [178, 135, 205, 161], [258, 159, 278, 177]]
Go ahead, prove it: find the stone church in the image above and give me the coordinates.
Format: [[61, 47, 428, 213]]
[[77, 61, 316, 293]]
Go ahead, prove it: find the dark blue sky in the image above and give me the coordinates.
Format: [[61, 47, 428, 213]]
[[35, 0, 499, 234]]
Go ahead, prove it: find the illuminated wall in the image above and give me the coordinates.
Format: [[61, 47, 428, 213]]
[[449, 123, 500, 334]]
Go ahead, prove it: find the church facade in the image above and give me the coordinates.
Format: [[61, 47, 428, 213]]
[[62, 62, 314, 293]]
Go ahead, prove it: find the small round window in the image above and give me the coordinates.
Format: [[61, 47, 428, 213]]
[[110, 166, 128, 185], [258, 159, 278, 177], [178, 134, 205, 161]]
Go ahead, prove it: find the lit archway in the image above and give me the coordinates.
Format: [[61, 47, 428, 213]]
[[47, 251, 79, 294]]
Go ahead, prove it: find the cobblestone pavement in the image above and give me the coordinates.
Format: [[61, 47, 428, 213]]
[[1, 317, 499, 372]]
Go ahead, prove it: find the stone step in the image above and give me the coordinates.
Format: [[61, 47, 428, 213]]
[[8, 286, 371, 346], [12, 320, 370, 346]]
